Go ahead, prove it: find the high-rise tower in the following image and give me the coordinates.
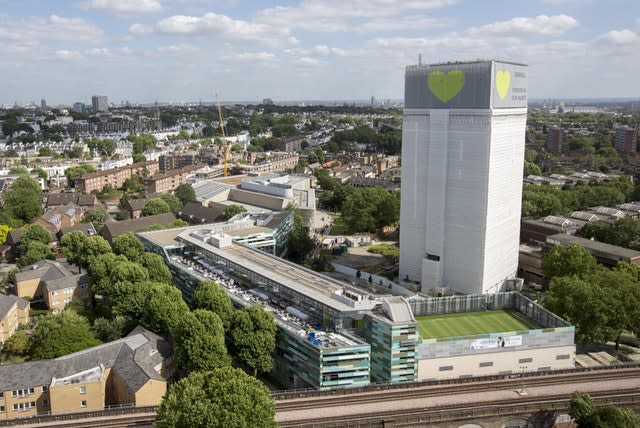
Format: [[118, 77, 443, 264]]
[[399, 60, 528, 295]]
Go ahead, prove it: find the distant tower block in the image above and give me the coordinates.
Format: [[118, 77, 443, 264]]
[[399, 60, 528, 295]]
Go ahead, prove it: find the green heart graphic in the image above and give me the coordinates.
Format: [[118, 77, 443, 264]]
[[427, 70, 465, 103], [495, 70, 510, 100]]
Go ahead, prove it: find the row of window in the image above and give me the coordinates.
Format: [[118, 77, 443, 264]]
[[13, 402, 36, 411], [437, 355, 571, 372], [11, 388, 35, 397]]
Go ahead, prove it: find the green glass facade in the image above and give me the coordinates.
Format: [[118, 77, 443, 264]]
[[363, 315, 418, 384]]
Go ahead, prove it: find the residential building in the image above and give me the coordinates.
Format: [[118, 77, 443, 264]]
[[546, 233, 640, 267], [45, 193, 97, 210], [178, 202, 224, 224], [75, 161, 159, 194], [547, 126, 564, 155], [33, 203, 86, 237], [99, 213, 175, 244], [0, 295, 30, 344], [13, 260, 91, 312], [159, 152, 198, 173], [614, 125, 637, 154], [399, 60, 528, 294], [122, 197, 150, 220], [91, 95, 108, 113], [0, 327, 172, 421], [144, 164, 201, 194]]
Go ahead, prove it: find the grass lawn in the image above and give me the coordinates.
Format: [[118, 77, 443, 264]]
[[416, 310, 537, 339]]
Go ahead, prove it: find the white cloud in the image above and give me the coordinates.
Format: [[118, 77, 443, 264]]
[[356, 15, 451, 33], [54, 50, 83, 60], [225, 52, 276, 62], [129, 23, 153, 34], [256, 0, 455, 32], [0, 14, 103, 44], [597, 29, 640, 45], [155, 12, 289, 45], [85, 46, 134, 59], [468, 15, 579, 37], [82, 0, 163, 16]]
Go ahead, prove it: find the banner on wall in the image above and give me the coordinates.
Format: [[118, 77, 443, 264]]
[[470, 335, 522, 350]]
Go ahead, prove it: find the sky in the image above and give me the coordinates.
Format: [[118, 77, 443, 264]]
[[2, 0, 640, 105]]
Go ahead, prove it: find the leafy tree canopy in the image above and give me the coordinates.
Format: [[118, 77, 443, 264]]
[[141, 198, 171, 216], [229, 305, 277, 376], [174, 183, 197, 205], [223, 204, 247, 220], [30, 311, 101, 359], [192, 280, 234, 329], [156, 367, 277, 428], [113, 232, 145, 263], [173, 309, 231, 373]]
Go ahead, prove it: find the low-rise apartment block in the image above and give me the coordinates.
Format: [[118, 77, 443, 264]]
[[0, 295, 30, 345], [0, 327, 172, 421], [75, 161, 159, 193], [13, 260, 91, 312], [144, 164, 201, 194]]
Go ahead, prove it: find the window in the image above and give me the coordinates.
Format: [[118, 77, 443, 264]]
[[519, 358, 533, 364], [479, 361, 494, 368], [0, 406, 5, 412], [79, 386, 86, 395], [439, 365, 453, 371], [556, 354, 570, 360], [28, 387, 34, 394], [426, 253, 440, 262], [43, 399, 49, 406], [42, 386, 48, 392], [0, 392, 3, 398], [81, 400, 87, 408], [12, 404, 18, 411]]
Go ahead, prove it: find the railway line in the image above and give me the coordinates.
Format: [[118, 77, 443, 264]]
[[275, 365, 640, 426]]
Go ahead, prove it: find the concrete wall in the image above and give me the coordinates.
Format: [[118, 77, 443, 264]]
[[134, 379, 167, 406], [49, 377, 105, 415], [418, 345, 575, 381], [15, 278, 41, 299]]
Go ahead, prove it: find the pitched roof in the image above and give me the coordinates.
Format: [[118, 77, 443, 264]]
[[124, 198, 149, 212], [99, 213, 176, 241], [59, 223, 97, 238], [44, 273, 88, 292], [0, 326, 172, 393], [14, 260, 76, 283], [46, 193, 96, 207], [179, 202, 223, 224], [0, 294, 29, 321]]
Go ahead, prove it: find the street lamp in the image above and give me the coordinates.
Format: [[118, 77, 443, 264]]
[[519, 366, 528, 395]]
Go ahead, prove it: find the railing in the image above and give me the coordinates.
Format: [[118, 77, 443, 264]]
[[0, 405, 157, 426], [271, 362, 640, 400]]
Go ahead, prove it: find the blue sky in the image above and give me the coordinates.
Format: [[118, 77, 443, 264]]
[[2, 0, 640, 105]]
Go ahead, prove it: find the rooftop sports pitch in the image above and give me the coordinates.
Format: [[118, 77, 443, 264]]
[[416, 310, 538, 339]]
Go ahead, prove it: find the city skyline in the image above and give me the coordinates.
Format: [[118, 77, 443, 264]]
[[2, 0, 640, 105]]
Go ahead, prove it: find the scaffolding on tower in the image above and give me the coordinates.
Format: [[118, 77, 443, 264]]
[[215, 92, 228, 177]]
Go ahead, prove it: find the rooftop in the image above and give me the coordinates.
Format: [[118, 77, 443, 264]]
[[416, 310, 537, 340], [547, 233, 640, 260]]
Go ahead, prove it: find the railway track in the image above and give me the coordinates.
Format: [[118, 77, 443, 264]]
[[278, 391, 640, 428], [275, 366, 640, 412]]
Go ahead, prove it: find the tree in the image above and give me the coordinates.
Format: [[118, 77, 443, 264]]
[[30, 311, 101, 359], [175, 183, 197, 205], [223, 204, 247, 220], [81, 208, 108, 228], [19, 224, 51, 251], [65, 164, 95, 184], [173, 310, 231, 373], [3, 175, 43, 223], [30, 167, 48, 180], [569, 392, 640, 427], [0, 224, 11, 245], [141, 198, 171, 216], [143, 283, 189, 336], [541, 244, 598, 280], [285, 206, 315, 264], [543, 275, 609, 343], [81, 236, 113, 270], [192, 280, 234, 329], [92, 315, 133, 342], [113, 233, 145, 263], [8, 166, 29, 175], [61, 231, 88, 269], [341, 187, 399, 233], [135, 253, 170, 284], [156, 367, 277, 428], [229, 305, 276, 376], [159, 193, 183, 215]]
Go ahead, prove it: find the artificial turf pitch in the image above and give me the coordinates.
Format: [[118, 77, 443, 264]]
[[416, 310, 537, 339]]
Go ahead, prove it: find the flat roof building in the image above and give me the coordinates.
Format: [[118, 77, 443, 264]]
[[400, 60, 528, 295]]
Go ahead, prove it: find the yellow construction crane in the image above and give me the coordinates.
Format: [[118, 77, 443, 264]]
[[215, 92, 228, 177]]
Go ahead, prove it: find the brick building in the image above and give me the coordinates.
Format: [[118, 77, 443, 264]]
[[143, 165, 201, 194], [75, 161, 159, 193]]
